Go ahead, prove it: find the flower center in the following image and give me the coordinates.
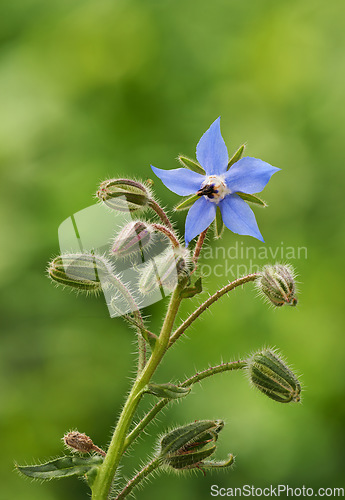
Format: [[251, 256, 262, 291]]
[[197, 175, 229, 203]]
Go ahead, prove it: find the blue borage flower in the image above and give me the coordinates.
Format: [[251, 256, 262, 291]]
[[151, 117, 280, 246]]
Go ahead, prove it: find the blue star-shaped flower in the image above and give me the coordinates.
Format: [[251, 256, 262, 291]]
[[151, 117, 280, 246]]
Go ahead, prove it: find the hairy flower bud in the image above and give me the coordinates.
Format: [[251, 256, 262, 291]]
[[138, 248, 189, 295], [256, 264, 297, 307], [111, 221, 152, 257], [64, 432, 94, 454], [63, 431, 106, 457], [96, 178, 150, 212], [247, 349, 301, 403], [159, 420, 224, 470], [48, 253, 114, 293]]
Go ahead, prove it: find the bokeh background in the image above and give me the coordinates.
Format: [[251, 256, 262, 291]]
[[1, 0, 344, 498]]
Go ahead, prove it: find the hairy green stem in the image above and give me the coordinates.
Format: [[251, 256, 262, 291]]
[[91, 285, 183, 500], [124, 360, 247, 453], [114, 457, 162, 499], [169, 274, 259, 347], [109, 275, 146, 374]]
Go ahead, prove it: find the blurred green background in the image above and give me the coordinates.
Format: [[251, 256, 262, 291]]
[[1, 0, 344, 498]]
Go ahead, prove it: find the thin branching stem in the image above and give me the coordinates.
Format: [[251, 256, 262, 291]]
[[151, 223, 180, 248], [169, 274, 259, 347], [148, 199, 174, 230], [91, 285, 183, 500], [109, 275, 147, 374], [192, 228, 209, 268], [123, 360, 247, 453], [114, 457, 162, 499]]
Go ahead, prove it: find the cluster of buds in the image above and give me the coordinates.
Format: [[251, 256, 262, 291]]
[[256, 264, 297, 307]]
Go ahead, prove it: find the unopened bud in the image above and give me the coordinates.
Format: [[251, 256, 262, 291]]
[[111, 221, 152, 257], [63, 431, 106, 457], [63, 431, 95, 454], [247, 349, 301, 403], [96, 178, 150, 212], [47, 253, 113, 293], [138, 248, 189, 295], [257, 264, 297, 307], [160, 420, 224, 470]]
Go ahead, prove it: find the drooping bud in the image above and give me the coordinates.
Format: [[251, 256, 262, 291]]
[[111, 221, 153, 257], [47, 253, 114, 293], [159, 420, 224, 470], [96, 178, 150, 212], [247, 348, 301, 403], [256, 264, 297, 307], [138, 248, 189, 295]]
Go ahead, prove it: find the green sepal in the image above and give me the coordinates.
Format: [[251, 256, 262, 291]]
[[227, 144, 245, 170], [178, 156, 205, 175], [167, 442, 217, 470], [202, 454, 234, 469], [236, 192, 267, 207], [214, 206, 224, 239], [160, 420, 223, 457], [145, 383, 191, 399], [180, 277, 202, 298], [175, 194, 199, 211], [16, 455, 103, 480]]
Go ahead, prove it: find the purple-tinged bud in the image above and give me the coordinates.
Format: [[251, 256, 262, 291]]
[[256, 264, 297, 307], [111, 221, 153, 257], [247, 348, 301, 403], [47, 253, 114, 293], [96, 178, 150, 212]]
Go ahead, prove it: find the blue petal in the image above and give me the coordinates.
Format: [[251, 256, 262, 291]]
[[219, 193, 264, 242], [151, 165, 205, 196], [224, 157, 280, 194], [185, 197, 217, 246], [196, 117, 229, 175]]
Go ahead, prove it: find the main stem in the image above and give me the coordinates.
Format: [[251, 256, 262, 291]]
[[91, 286, 183, 500]]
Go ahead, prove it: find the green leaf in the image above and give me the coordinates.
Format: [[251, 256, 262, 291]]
[[236, 192, 267, 207], [227, 144, 245, 169], [180, 277, 202, 298], [178, 155, 205, 175], [16, 456, 103, 480], [214, 206, 224, 239], [145, 383, 191, 399], [175, 194, 199, 211]]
